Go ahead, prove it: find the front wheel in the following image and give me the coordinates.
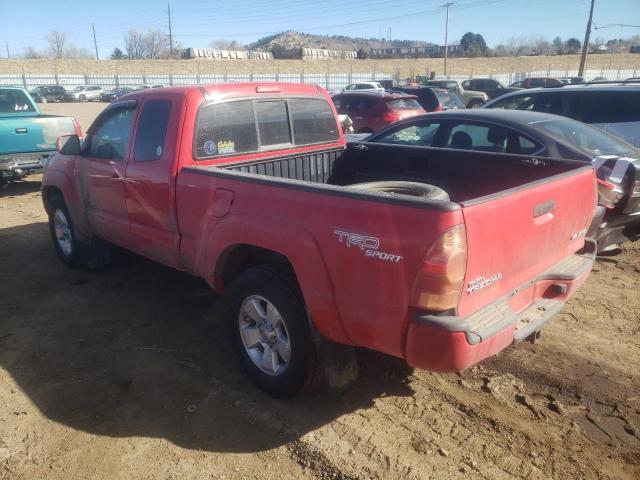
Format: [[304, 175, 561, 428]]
[[48, 195, 78, 267], [228, 267, 319, 398], [79, 95, 86, 102], [41, 97, 47, 104]]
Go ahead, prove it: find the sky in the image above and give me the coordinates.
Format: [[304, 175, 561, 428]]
[[0, 0, 639, 59]]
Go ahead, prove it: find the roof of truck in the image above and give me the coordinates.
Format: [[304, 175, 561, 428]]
[[120, 82, 329, 102]]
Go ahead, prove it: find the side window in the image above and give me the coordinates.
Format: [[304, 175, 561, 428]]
[[446, 123, 510, 152], [374, 123, 441, 146], [514, 135, 541, 155], [195, 100, 258, 158], [461, 80, 471, 89], [255, 100, 291, 147], [86, 108, 135, 160], [134, 99, 172, 161], [289, 98, 340, 145], [489, 95, 535, 111]]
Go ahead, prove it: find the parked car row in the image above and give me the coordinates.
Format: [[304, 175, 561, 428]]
[[27, 84, 164, 103]]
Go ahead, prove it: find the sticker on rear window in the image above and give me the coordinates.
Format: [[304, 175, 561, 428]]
[[217, 140, 235, 155], [203, 140, 217, 155]]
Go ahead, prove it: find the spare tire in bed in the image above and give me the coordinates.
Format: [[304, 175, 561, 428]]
[[348, 181, 450, 201]]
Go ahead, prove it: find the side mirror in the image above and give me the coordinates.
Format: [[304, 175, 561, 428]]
[[56, 134, 82, 155]]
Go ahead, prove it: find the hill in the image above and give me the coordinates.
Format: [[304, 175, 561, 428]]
[[245, 30, 432, 52]]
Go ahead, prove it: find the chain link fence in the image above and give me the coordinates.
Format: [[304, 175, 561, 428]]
[[0, 67, 637, 91]]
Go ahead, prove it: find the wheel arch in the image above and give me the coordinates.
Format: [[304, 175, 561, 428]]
[[200, 215, 352, 345]]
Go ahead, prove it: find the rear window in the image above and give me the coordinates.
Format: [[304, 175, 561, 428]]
[[195, 97, 339, 159], [387, 98, 422, 110], [289, 98, 340, 144], [435, 91, 465, 109], [195, 100, 259, 158], [0, 89, 35, 113], [255, 100, 291, 146]]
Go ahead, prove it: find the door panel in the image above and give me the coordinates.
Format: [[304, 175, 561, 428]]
[[77, 105, 136, 246], [124, 95, 182, 267]]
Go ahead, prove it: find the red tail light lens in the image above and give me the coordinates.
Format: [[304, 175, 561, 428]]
[[383, 110, 400, 123], [411, 225, 467, 311], [596, 178, 623, 209]]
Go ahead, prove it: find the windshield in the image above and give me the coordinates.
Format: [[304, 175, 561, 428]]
[[0, 89, 36, 113], [528, 117, 639, 157]]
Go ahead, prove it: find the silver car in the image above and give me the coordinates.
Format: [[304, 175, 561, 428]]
[[67, 85, 104, 102]]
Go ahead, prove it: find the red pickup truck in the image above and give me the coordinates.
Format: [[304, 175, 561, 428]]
[[42, 83, 597, 397]]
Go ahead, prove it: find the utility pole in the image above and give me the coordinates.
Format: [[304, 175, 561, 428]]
[[5, 41, 9, 59], [442, 1, 454, 76], [92, 23, 99, 60], [578, 0, 595, 76], [168, 2, 174, 59]]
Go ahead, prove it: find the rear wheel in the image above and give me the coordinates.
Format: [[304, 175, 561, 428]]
[[228, 266, 319, 398], [467, 100, 482, 109], [79, 94, 87, 102], [41, 97, 47, 104]]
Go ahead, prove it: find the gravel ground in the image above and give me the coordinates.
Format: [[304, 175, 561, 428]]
[[0, 103, 638, 480]]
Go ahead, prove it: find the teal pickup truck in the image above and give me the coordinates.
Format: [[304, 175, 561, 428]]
[[0, 87, 80, 185]]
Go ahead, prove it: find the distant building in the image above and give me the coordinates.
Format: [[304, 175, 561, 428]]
[[183, 48, 273, 60], [368, 45, 460, 59], [630, 45, 640, 54], [272, 47, 357, 60]]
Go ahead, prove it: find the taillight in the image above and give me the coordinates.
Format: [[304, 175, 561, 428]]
[[596, 178, 623, 209], [411, 225, 467, 312], [383, 110, 400, 123]]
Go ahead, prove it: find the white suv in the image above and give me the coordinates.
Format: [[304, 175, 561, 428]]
[[67, 85, 104, 102]]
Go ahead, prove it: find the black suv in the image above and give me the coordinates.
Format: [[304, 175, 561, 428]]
[[484, 83, 640, 147], [29, 85, 67, 103], [461, 78, 523, 100]]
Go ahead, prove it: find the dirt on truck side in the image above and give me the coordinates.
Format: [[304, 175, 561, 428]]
[[0, 175, 638, 480]]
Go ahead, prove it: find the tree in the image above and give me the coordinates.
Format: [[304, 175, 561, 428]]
[[23, 47, 43, 59], [209, 39, 244, 50], [356, 47, 369, 59], [110, 48, 125, 60], [124, 30, 146, 59], [566, 38, 581, 54], [531, 35, 551, 55], [144, 30, 169, 59], [552, 36, 564, 55], [46, 31, 67, 59], [460, 32, 488, 57]]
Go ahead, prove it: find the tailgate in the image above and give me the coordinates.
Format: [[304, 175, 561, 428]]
[[0, 116, 76, 155], [457, 165, 596, 318]]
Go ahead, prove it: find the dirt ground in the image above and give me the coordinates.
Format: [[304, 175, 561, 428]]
[[1, 104, 639, 479]]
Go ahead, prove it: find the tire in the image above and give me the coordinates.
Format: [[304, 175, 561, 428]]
[[79, 95, 86, 102], [467, 100, 482, 109], [41, 97, 47, 104], [48, 195, 79, 267], [349, 181, 450, 201], [358, 128, 374, 134], [227, 266, 318, 398]]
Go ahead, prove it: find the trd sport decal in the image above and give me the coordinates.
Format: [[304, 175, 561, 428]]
[[334, 230, 403, 263]]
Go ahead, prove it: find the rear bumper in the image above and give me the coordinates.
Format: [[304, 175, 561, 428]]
[[405, 241, 596, 372]]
